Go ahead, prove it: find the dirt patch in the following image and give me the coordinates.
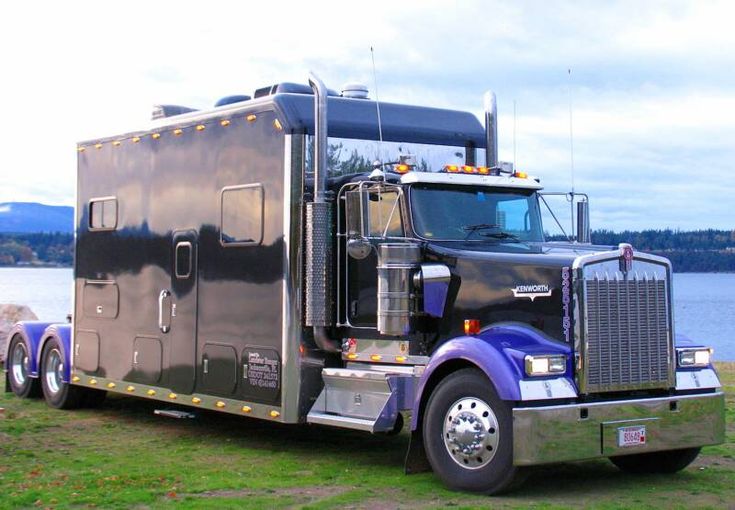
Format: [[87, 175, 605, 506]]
[[180, 484, 350, 504]]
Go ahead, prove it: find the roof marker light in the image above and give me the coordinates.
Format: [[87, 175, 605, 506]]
[[513, 171, 528, 179], [477, 166, 490, 175], [444, 164, 460, 173], [462, 165, 477, 174], [464, 319, 481, 335], [395, 164, 410, 174]]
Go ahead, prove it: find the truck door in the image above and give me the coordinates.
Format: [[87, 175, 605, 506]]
[[345, 185, 404, 327], [164, 229, 199, 394]]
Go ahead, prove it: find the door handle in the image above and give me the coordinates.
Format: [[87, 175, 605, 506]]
[[158, 289, 171, 333]]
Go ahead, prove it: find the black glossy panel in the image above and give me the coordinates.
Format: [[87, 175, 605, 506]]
[[131, 336, 162, 384], [75, 330, 100, 372], [82, 281, 119, 319], [202, 343, 238, 395]]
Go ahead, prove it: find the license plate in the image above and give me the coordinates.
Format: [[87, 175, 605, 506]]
[[617, 425, 646, 447]]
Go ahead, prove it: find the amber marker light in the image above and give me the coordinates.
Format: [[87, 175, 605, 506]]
[[173, 128, 183, 136], [132, 136, 141, 143], [477, 166, 490, 175], [395, 355, 407, 363], [444, 164, 460, 173], [241, 406, 252, 413], [395, 163, 410, 174], [151, 133, 161, 139], [192, 397, 202, 404], [370, 354, 382, 362], [126, 385, 135, 392], [72, 375, 81, 382], [346, 353, 359, 360], [513, 171, 528, 179], [462, 165, 477, 174], [168, 393, 177, 400], [77, 147, 85, 153], [147, 389, 156, 396], [273, 119, 283, 131], [464, 319, 481, 335], [246, 114, 257, 122], [196, 124, 205, 131], [220, 119, 231, 127], [89, 378, 98, 385], [269, 410, 280, 418], [216, 401, 226, 408], [94, 143, 103, 149], [107, 382, 116, 389]]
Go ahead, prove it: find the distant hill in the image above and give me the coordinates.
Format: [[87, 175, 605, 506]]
[[0, 202, 73, 233]]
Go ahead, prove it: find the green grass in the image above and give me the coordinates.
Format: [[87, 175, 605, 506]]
[[1, 363, 733, 509]]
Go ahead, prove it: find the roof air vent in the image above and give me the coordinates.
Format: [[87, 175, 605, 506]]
[[215, 95, 251, 107], [341, 82, 369, 99], [151, 104, 199, 120]]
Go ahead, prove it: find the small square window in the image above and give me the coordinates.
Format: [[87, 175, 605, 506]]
[[89, 197, 117, 230], [220, 184, 264, 246], [175, 242, 192, 279]]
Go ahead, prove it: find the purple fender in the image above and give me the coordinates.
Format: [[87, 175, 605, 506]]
[[410, 323, 573, 431], [4, 321, 55, 378], [37, 323, 72, 383]]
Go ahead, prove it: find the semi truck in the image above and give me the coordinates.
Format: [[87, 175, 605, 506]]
[[4, 73, 725, 494]]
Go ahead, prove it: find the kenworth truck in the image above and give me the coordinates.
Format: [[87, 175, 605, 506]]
[[4, 74, 725, 494]]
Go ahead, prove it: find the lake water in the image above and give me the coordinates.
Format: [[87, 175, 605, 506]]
[[0, 268, 733, 360]]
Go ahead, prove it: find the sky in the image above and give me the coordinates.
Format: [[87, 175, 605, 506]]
[[0, 0, 733, 232]]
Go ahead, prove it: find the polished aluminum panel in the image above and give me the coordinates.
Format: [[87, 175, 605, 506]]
[[513, 392, 725, 466]]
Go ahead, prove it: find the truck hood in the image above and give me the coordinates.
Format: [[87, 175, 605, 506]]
[[424, 241, 620, 344]]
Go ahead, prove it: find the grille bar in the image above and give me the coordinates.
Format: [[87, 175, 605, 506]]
[[583, 272, 671, 392]]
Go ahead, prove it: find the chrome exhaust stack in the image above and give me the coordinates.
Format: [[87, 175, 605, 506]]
[[483, 91, 498, 168], [305, 72, 339, 352]]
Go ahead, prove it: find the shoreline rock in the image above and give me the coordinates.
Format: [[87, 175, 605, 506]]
[[0, 304, 38, 361]]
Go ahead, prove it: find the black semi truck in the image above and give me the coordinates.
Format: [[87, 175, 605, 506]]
[[4, 74, 725, 494]]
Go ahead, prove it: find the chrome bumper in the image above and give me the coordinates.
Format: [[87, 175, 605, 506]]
[[513, 391, 725, 466]]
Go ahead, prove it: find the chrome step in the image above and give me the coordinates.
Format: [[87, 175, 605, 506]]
[[306, 366, 418, 433]]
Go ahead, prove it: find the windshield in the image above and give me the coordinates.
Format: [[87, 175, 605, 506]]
[[306, 136, 484, 176], [410, 184, 544, 242]]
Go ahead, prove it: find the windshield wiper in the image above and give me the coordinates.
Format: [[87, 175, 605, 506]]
[[462, 223, 501, 240], [479, 231, 521, 242]]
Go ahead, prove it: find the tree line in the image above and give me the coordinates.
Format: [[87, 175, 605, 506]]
[[0, 229, 733, 272]]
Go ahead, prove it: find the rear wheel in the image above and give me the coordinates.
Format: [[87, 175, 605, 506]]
[[7, 335, 40, 398], [40, 338, 84, 409], [610, 448, 701, 474], [423, 368, 525, 494]]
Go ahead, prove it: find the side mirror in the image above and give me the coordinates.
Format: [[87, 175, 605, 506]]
[[576, 200, 591, 244]]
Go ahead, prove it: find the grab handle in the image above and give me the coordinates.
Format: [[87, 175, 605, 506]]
[[158, 289, 172, 333]]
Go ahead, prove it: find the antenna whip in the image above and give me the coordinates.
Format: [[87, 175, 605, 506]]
[[371, 47, 384, 145]]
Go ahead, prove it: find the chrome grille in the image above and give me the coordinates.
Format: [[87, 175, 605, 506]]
[[583, 272, 671, 392]]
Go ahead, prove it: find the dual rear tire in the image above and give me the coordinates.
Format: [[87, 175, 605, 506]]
[[7, 335, 105, 409]]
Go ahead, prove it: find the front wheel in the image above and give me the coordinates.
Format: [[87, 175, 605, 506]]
[[422, 367, 525, 494], [610, 448, 701, 474], [7, 335, 40, 398]]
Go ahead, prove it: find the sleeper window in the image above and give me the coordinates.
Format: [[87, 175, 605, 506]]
[[220, 184, 264, 246], [89, 197, 117, 230]]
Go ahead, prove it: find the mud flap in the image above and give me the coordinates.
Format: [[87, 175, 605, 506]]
[[404, 429, 431, 474]]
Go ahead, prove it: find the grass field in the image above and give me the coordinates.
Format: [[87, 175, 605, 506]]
[[1, 363, 732, 509]]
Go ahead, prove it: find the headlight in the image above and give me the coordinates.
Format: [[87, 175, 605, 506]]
[[677, 347, 713, 367], [524, 354, 567, 376]]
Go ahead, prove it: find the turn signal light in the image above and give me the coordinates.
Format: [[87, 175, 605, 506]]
[[464, 319, 481, 335]]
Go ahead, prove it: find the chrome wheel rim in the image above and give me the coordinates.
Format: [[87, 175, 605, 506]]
[[11, 341, 29, 386], [443, 397, 500, 470], [44, 348, 63, 395]]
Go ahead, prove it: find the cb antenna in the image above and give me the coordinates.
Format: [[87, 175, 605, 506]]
[[568, 68, 575, 195], [513, 99, 517, 170], [370, 47, 384, 157]]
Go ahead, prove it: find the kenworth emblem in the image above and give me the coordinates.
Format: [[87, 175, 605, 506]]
[[511, 284, 552, 301], [619, 243, 634, 273]]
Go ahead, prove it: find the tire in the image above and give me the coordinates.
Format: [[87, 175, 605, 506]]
[[422, 367, 526, 494], [610, 447, 701, 474], [40, 338, 84, 409], [7, 335, 41, 398]]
